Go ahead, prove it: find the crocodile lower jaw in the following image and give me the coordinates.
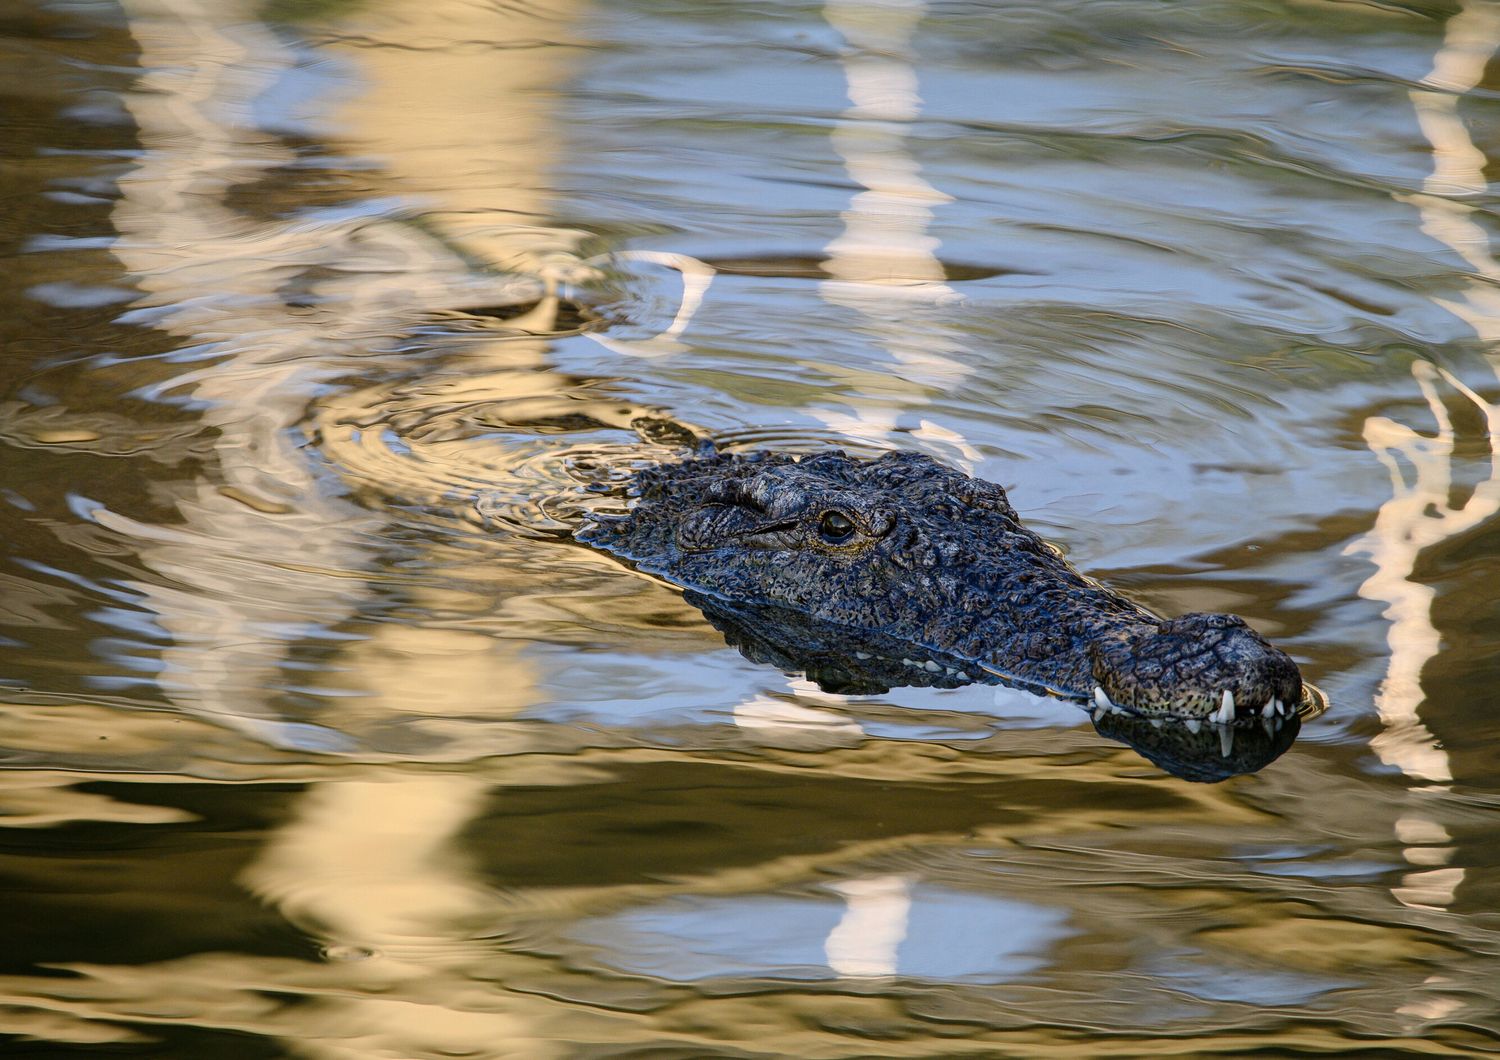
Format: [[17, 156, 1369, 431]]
[[1091, 685, 1297, 729]]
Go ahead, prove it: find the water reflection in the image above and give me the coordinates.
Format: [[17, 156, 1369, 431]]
[[696, 590, 1307, 782], [1352, 0, 1500, 929], [5, 0, 1500, 1053], [1091, 705, 1301, 784], [815, 0, 980, 469], [576, 878, 1070, 983]]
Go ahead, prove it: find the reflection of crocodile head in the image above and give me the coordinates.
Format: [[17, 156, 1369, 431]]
[[577, 449, 1304, 726], [1089, 705, 1301, 783], [682, 590, 1303, 783]]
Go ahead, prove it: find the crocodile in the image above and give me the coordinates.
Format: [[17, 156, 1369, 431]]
[[577, 447, 1305, 727]]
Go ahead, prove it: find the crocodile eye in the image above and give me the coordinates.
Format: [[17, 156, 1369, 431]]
[[818, 510, 856, 543]]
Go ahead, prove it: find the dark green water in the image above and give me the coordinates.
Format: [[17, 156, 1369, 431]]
[[2, 0, 1500, 1054]]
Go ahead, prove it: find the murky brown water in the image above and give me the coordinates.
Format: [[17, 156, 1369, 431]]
[[3, 0, 1500, 1054]]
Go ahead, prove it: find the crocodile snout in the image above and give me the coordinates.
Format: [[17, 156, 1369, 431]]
[[1087, 612, 1303, 726]]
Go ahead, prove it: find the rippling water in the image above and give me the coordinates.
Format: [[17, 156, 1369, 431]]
[[3, 0, 1500, 1054]]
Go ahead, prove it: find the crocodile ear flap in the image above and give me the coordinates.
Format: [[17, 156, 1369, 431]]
[[954, 478, 1018, 520], [701, 477, 756, 508]]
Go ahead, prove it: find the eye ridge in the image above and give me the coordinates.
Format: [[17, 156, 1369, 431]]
[[817, 509, 857, 543]]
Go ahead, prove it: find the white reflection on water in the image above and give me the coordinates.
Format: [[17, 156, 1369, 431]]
[[575, 880, 1067, 983], [1353, 0, 1500, 928], [577, 250, 718, 359], [822, 0, 954, 296], [825, 874, 911, 977], [815, 0, 981, 472], [733, 694, 865, 744]]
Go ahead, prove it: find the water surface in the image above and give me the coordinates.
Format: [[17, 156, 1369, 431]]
[[2, 0, 1500, 1054]]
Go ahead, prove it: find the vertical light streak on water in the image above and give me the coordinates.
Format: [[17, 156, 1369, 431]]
[[1351, 0, 1500, 925], [111, 0, 384, 752], [815, 0, 981, 471], [111, 0, 567, 754], [104, 1, 589, 1052], [809, 0, 957, 977], [238, 771, 509, 966], [824, 874, 913, 977]]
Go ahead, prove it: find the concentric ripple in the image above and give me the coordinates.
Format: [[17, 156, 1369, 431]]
[[310, 375, 700, 538]]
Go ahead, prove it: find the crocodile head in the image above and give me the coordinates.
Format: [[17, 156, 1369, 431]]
[[576, 449, 1303, 724]]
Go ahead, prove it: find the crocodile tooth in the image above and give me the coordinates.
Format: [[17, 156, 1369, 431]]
[[1185, 719, 1201, 735], [1213, 690, 1235, 725], [1262, 716, 1276, 739], [1093, 687, 1112, 712], [1262, 700, 1276, 719], [1091, 706, 1106, 722], [923, 659, 941, 673], [854, 651, 871, 660], [1219, 724, 1234, 758], [1274, 697, 1286, 717], [1150, 718, 1163, 730]]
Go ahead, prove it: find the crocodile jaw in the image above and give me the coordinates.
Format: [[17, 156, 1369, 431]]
[[1085, 613, 1303, 723]]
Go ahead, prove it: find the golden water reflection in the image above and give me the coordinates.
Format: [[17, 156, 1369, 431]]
[[1, 685, 1487, 1051], [3, 0, 1500, 1054]]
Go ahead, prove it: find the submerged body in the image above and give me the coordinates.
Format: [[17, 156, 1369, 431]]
[[576, 449, 1303, 725]]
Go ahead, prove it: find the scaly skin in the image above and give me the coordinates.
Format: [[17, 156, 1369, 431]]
[[576, 449, 1303, 724]]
